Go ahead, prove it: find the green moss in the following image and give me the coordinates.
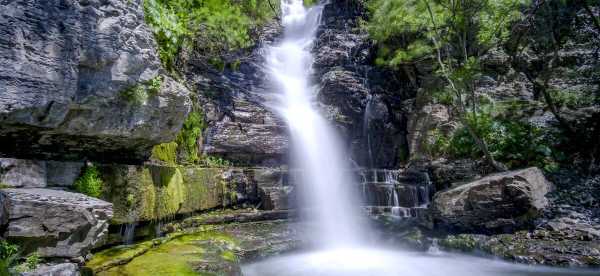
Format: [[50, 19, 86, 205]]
[[154, 167, 186, 220], [86, 241, 155, 274], [103, 165, 233, 224], [151, 142, 179, 165], [0, 183, 10, 189], [74, 165, 104, 198], [439, 235, 478, 252], [97, 231, 239, 276]]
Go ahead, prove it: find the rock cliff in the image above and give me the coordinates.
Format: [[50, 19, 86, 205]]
[[0, 0, 191, 163]]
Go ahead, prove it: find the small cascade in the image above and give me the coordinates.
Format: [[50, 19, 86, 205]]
[[363, 94, 374, 168], [121, 223, 137, 245], [154, 220, 164, 238], [360, 169, 432, 219]]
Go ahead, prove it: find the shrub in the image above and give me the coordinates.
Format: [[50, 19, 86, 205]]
[[0, 240, 19, 275], [175, 110, 205, 163], [74, 165, 104, 198], [200, 156, 232, 167], [120, 76, 163, 105], [429, 111, 561, 171], [144, 0, 279, 71]]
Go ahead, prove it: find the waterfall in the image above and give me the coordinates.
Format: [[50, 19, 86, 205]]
[[266, 0, 366, 248], [121, 223, 137, 245], [244, 1, 597, 275]]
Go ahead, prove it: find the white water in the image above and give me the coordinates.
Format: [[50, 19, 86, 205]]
[[266, 0, 365, 248], [245, 1, 597, 275]]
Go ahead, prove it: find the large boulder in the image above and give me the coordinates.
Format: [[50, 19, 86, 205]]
[[0, 158, 46, 188], [1, 188, 113, 258], [432, 167, 552, 232], [0, 0, 191, 163]]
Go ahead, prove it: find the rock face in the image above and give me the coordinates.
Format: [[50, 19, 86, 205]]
[[433, 167, 552, 232], [99, 165, 294, 224], [313, 0, 411, 168], [0, 158, 46, 188], [182, 21, 289, 166], [0, 188, 113, 258], [0, 0, 191, 163], [0, 158, 85, 188]]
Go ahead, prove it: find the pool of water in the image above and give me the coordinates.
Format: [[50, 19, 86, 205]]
[[242, 247, 598, 276]]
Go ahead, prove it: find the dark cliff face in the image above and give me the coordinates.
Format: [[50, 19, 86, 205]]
[[181, 21, 289, 166], [186, 0, 413, 169], [0, 0, 191, 164], [313, 0, 414, 168]]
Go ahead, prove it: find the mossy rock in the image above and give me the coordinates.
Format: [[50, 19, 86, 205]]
[[99, 165, 240, 224], [92, 231, 241, 276]]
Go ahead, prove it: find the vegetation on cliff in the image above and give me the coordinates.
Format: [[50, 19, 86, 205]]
[[144, 0, 280, 71], [365, 0, 599, 172], [74, 165, 104, 198]]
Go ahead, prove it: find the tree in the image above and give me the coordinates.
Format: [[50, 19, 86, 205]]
[[506, 0, 599, 134], [366, 0, 529, 171]]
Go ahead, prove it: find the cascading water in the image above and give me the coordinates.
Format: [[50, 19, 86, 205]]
[[265, 0, 365, 248], [243, 1, 596, 275]]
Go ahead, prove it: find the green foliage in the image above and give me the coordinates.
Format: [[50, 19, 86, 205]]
[[24, 253, 40, 271], [199, 156, 232, 168], [120, 85, 148, 105], [175, 110, 206, 164], [74, 165, 104, 198], [120, 76, 162, 105], [550, 89, 596, 109], [144, 0, 279, 71], [429, 110, 560, 171], [14, 252, 40, 273], [304, 0, 319, 6], [365, 0, 529, 67], [0, 183, 10, 189], [0, 240, 19, 275]]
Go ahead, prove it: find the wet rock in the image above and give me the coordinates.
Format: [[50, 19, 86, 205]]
[[87, 220, 300, 275], [0, 0, 191, 163], [1, 188, 113, 258], [21, 262, 79, 276], [433, 167, 552, 232], [99, 165, 292, 224], [439, 231, 600, 267], [426, 159, 492, 191], [0, 158, 46, 188], [181, 18, 288, 166], [313, 0, 408, 168]]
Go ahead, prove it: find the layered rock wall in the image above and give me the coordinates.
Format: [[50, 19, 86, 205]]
[[0, 0, 191, 163]]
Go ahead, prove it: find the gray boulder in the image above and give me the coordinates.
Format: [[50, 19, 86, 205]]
[[1, 189, 113, 258], [433, 167, 552, 232], [0, 0, 191, 163], [0, 158, 46, 188]]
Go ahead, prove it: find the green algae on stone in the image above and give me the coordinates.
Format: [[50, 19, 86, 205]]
[[100, 165, 241, 224], [86, 241, 155, 273], [151, 142, 179, 165], [96, 231, 240, 276]]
